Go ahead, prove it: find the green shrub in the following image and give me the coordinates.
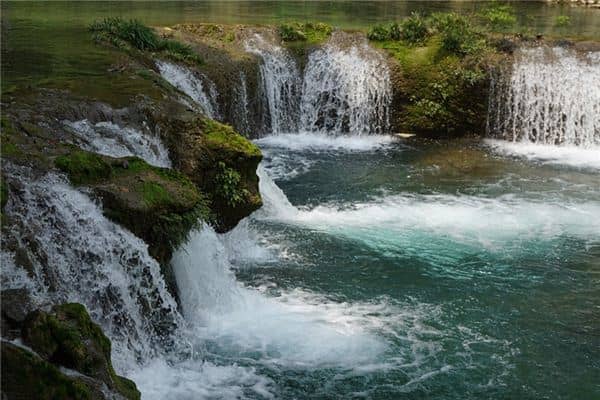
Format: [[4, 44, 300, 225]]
[[388, 22, 402, 41], [367, 24, 391, 41], [554, 15, 571, 27], [161, 39, 203, 64], [278, 22, 332, 43], [279, 23, 307, 41], [480, 2, 517, 31], [400, 12, 429, 44], [429, 13, 485, 56]]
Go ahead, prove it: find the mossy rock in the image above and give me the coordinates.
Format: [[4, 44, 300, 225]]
[[1, 342, 93, 400], [55, 150, 112, 185], [164, 117, 262, 232], [21, 303, 140, 400], [55, 149, 208, 264], [378, 36, 498, 137]]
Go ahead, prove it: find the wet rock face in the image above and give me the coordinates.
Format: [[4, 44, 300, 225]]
[[1, 289, 35, 339], [19, 303, 140, 400], [1, 341, 95, 400], [1, 303, 140, 400]]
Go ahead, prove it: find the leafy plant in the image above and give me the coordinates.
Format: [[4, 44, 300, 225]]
[[400, 12, 429, 44], [367, 24, 391, 41], [480, 2, 517, 31], [554, 15, 571, 27], [429, 13, 485, 56], [214, 162, 249, 207], [90, 18, 161, 51], [279, 23, 307, 41], [279, 22, 332, 43]]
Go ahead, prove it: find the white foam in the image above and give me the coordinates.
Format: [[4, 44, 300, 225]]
[[255, 132, 395, 152], [172, 226, 390, 368], [3, 170, 181, 370], [487, 46, 600, 147], [130, 358, 274, 400], [486, 139, 600, 169], [257, 169, 600, 251], [64, 119, 171, 168], [245, 34, 301, 134]]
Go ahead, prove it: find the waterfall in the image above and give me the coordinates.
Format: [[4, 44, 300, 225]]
[[487, 46, 600, 147], [300, 33, 391, 135], [244, 33, 392, 136], [245, 34, 302, 134], [255, 165, 298, 220], [156, 60, 220, 119], [64, 119, 171, 168], [232, 71, 251, 135], [2, 166, 183, 371]]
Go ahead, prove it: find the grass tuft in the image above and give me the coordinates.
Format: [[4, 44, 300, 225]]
[[89, 18, 203, 65]]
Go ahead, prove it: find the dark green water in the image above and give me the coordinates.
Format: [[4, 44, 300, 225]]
[[219, 136, 599, 399], [2, 0, 600, 91]]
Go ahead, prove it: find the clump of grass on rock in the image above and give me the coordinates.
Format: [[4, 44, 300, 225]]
[[89, 17, 203, 65]]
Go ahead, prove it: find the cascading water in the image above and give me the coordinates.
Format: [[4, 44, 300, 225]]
[[300, 32, 391, 135], [232, 71, 251, 135], [1, 165, 182, 371], [64, 119, 172, 168], [156, 60, 220, 119], [244, 34, 302, 134], [244, 32, 392, 136], [487, 47, 600, 147]]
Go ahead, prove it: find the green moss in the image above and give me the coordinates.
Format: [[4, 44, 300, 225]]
[[21, 304, 140, 400], [140, 181, 171, 207], [555, 15, 571, 28], [1, 342, 93, 400], [54, 149, 208, 263], [202, 119, 261, 158], [55, 149, 112, 185], [279, 22, 333, 44], [115, 376, 141, 400]]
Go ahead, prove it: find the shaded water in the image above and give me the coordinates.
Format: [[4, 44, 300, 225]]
[[3, 1, 600, 91]]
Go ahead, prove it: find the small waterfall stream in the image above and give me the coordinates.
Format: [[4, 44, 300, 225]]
[[64, 119, 172, 168], [487, 47, 600, 147], [244, 34, 302, 134], [300, 33, 391, 135], [156, 60, 220, 119], [2, 166, 182, 371]]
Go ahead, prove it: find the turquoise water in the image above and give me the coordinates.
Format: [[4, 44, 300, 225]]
[[208, 136, 600, 399]]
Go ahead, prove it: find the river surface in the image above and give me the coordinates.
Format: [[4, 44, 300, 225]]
[[127, 134, 600, 399]]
